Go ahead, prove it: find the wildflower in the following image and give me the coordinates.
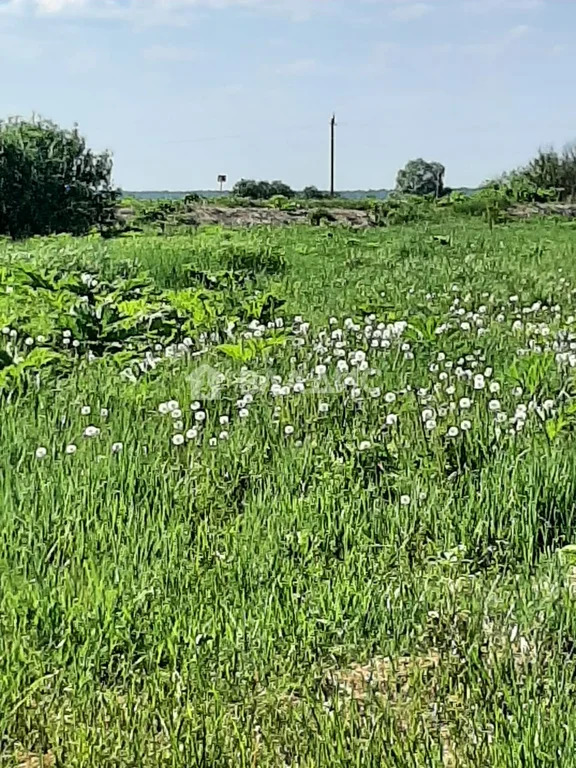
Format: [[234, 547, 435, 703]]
[[337, 360, 349, 373], [238, 408, 249, 419], [219, 431, 229, 441], [35, 447, 48, 460], [172, 434, 185, 446], [65, 444, 77, 455], [400, 495, 411, 506], [513, 387, 523, 397], [1, 327, 9, 335], [543, 399, 555, 412], [461, 420, 472, 431], [319, 402, 329, 413], [473, 374, 485, 390], [81, 405, 91, 416], [209, 437, 218, 448], [422, 408, 435, 422], [489, 381, 500, 394], [186, 428, 198, 440], [111, 442, 123, 454], [447, 426, 459, 438], [100, 408, 109, 418], [173, 420, 184, 431], [170, 409, 183, 420], [488, 400, 501, 412], [351, 387, 362, 399], [293, 382, 305, 394], [190, 401, 201, 411], [459, 397, 472, 410], [404, 351, 415, 360], [495, 412, 507, 424], [24, 336, 34, 346], [359, 441, 371, 451], [344, 376, 355, 387], [158, 402, 170, 415], [425, 418, 437, 431], [315, 364, 327, 376], [219, 415, 229, 426], [446, 385, 455, 396], [384, 392, 396, 404], [83, 426, 100, 438], [370, 387, 381, 399], [386, 413, 398, 426], [284, 425, 295, 436]]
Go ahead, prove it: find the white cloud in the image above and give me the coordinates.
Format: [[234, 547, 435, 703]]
[[463, 0, 544, 12], [389, 2, 432, 21], [0, 0, 316, 20]]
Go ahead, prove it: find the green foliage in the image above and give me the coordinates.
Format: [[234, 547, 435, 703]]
[[7, 223, 576, 764], [0, 116, 119, 240], [232, 178, 295, 200], [302, 185, 330, 200], [396, 158, 445, 197], [309, 207, 336, 226]]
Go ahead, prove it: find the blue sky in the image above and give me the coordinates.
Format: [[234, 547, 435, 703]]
[[0, 0, 574, 190]]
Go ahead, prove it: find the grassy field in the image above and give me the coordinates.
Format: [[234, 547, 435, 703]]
[[3, 218, 576, 766]]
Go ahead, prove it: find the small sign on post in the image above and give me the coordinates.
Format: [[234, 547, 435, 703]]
[[217, 174, 227, 193]]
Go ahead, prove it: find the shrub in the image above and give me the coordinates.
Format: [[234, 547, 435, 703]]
[[0, 116, 119, 239]]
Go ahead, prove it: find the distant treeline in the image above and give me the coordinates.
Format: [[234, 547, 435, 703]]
[[124, 188, 479, 201]]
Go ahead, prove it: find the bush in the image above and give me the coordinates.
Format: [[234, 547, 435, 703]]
[[0, 116, 119, 240], [232, 179, 294, 200], [309, 208, 336, 226]]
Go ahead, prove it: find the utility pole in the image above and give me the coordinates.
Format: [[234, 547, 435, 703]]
[[330, 113, 336, 197]]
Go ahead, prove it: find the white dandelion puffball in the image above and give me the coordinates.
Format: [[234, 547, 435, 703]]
[[167, 400, 180, 412], [400, 495, 411, 506], [447, 426, 459, 438], [489, 381, 500, 394], [370, 388, 381, 399], [173, 420, 184, 431], [386, 413, 398, 426], [195, 411, 206, 423], [65, 444, 77, 455], [111, 442, 123, 454], [219, 431, 229, 441], [384, 392, 396, 404], [359, 441, 371, 451], [293, 382, 305, 394], [315, 364, 327, 376], [459, 398, 472, 410], [473, 374, 485, 390], [425, 419, 437, 431], [238, 408, 249, 419], [284, 425, 295, 436], [461, 420, 472, 431], [81, 405, 91, 416], [83, 426, 100, 439], [100, 408, 109, 418], [488, 400, 501, 412], [319, 402, 329, 413], [170, 409, 183, 420], [190, 401, 201, 411], [186, 428, 198, 440], [158, 402, 170, 415], [219, 415, 229, 426], [35, 447, 48, 460], [172, 434, 185, 446], [422, 408, 435, 422]]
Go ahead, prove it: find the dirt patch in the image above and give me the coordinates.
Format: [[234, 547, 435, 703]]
[[119, 205, 373, 229], [508, 202, 576, 219]]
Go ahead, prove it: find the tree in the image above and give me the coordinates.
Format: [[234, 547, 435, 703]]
[[232, 178, 294, 200], [395, 158, 445, 198], [302, 185, 329, 200], [0, 116, 119, 240]]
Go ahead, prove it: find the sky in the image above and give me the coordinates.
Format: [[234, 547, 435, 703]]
[[0, 0, 574, 191]]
